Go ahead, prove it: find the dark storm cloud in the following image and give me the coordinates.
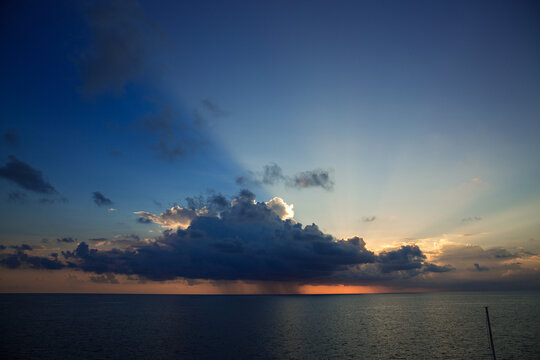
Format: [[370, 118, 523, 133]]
[[3, 129, 19, 147], [0, 156, 57, 194], [92, 191, 113, 206], [377, 245, 426, 273], [0, 250, 64, 270], [237, 163, 334, 191], [77, 0, 159, 96], [362, 216, 376, 222], [4, 191, 451, 285], [185, 192, 229, 212]]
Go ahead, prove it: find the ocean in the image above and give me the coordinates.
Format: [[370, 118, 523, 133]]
[[1, 292, 538, 359]]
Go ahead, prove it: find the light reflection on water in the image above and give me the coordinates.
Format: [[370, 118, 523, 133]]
[[1, 292, 538, 359]]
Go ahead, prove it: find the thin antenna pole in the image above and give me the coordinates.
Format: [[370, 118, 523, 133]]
[[485, 306, 496, 360]]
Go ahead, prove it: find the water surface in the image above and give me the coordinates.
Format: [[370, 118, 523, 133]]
[[1, 292, 538, 359]]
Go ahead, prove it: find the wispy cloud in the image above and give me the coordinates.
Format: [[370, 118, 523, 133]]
[[76, 0, 161, 96], [92, 191, 114, 207], [3, 129, 19, 147], [0, 156, 57, 194], [462, 216, 482, 223], [237, 163, 335, 191]]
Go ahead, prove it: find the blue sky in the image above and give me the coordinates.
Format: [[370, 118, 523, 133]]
[[0, 0, 539, 293]]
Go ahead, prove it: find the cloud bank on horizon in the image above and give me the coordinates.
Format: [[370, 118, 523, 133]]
[[1, 190, 538, 291]]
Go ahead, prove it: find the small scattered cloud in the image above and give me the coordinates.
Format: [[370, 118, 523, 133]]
[[10, 244, 32, 251], [0, 156, 57, 194], [76, 0, 160, 96], [237, 163, 334, 191], [88, 238, 108, 242], [3, 129, 19, 147], [57, 237, 77, 243], [90, 273, 119, 284], [137, 217, 153, 224], [108, 149, 122, 157], [473, 263, 489, 272], [201, 99, 231, 117], [92, 191, 114, 206], [114, 234, 140, 242], [292, 169, 334, 190], [7, 191, 27, 203], [38, 197, 68, 205], [136, 103, 208, 162], [462, 216, 482, 223]]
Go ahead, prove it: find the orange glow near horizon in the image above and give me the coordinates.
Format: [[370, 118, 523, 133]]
[[0, 269, 438, 294]]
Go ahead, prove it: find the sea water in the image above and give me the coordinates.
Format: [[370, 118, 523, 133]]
[[1, 292, 538, 359]]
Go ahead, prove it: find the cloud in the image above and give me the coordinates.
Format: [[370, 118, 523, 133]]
[[1, 243, 63, 270], [57, 237, 77, 243], [237, 163, 335, 191], [134, 206, 206, 230], [136, 103, 208, 161], [265, 197, 294, 221], [412, 243, 540, 290], [88, 238, 108, 242], [135, 192, 231, 228], [10, 244, 33, 251], [90, 273, 119, 284], [473, 263, 489, 271], [137, 217, 153, 224], [292, 169, 334, 190], [7, 191, 27, 203], [0, 156, 57, 194], [92, 191, 113, 206], [201, 99, 231, 117], [3, 129, 19, 147], [3, 191, 451, 286], [77, 0, 159, 96], [362, 216, 376, 222], [261, 163, 286, 185], [462, 216, 482, 223], [38, 197, 68, 205]]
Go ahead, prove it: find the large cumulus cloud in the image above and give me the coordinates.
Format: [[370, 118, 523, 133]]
[[1, 190, 451, 285]]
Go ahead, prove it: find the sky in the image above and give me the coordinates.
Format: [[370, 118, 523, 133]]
[[0, 0, 539, 294]]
